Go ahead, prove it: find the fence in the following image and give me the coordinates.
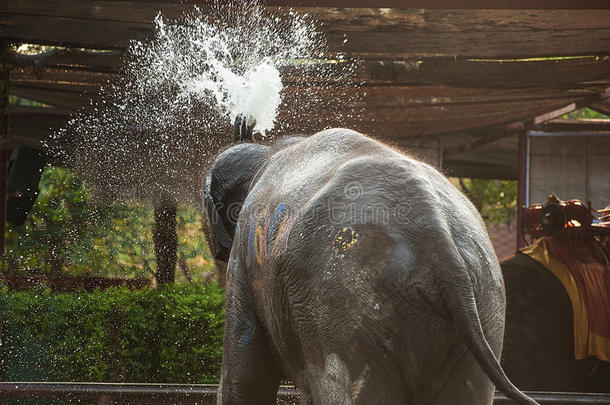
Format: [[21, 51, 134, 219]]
[[1, 383, 610, 404]]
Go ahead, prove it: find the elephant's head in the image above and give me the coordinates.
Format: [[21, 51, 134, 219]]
[[204, 116, 305, 261], [204, 115, 264, 261], [204, 142, 269, 261]]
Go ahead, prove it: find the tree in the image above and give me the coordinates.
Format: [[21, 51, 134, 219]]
[[5, 166, 116, 274], [458, 178, 518, 226], [4, 166, 215, 282], [153, 196, 177, 285]]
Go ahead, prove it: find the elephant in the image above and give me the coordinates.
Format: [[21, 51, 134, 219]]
[[501, 252, 610, 393], [204, 127, 538, 405]]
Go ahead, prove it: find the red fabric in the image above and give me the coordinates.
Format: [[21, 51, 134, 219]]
[[540, 237, 610, 339]]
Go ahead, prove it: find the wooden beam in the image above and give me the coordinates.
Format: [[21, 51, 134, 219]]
[[13, 66, 605, 103], [589, 99, 610, 116], [2, 3, 610, 58], [43, 50, 123, 73], [360, 56, 610, 89], [7, 89, 595, 142], [6, 107, 69, 149], [230, 0, 610, 8], [448, 149, 517, 172], [10, 85, 97, 110], [9, 64, 610, 141], [10, 106, 70, 137], [538, 118, 610, 133], [516, 129, 527, 247], [46, 0, 610, 10], [0, 0, 184, 23], [346, 85, 606, 137], [10, 48, 610, 90], [4, 0, 610, 22], [442, 161, 517, 180], [0, 134, 45, 149], [0, 14, 148, 50], [317, 8, 610, 59], [527, 88, 610, 127], [10, 78, 607, 137], [442, 123, 523, 157], [5, 48, 124, 74], [281, 93, 591, 138], [13, 53, 610, 91], [10, 68, 116, 88]]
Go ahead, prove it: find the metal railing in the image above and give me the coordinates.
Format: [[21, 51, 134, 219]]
[[1, 382, 609, 404]]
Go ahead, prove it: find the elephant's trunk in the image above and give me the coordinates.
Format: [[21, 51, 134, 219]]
[[233, 114, 256, 142]]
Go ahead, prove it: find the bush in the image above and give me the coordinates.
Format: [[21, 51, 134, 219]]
[[0, 284, 224, 383]]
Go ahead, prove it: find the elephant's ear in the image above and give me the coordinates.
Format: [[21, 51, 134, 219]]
[[204, 143, 269, 261], [204, 170, 233, 259]]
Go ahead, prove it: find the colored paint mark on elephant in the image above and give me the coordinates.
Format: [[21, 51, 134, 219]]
[[245, 203, 296, 265], [247, 216, 256, 266], [254, 208, 269, 265], [272, 215, 296, 256], [351, 364, 370, 402], [267, 203, 286, 256], [238, 312, 256, 348], [333, 227, 358, 252]]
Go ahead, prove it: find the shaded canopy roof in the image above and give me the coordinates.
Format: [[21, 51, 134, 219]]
[[2, 0, 610, 179]]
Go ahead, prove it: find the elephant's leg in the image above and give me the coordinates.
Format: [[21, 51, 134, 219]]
[[218, 309, 281, 404], [428, 349, 495, 405], [218, 274, 281, 404], [350, 371, 408, 405], [306, 355, 407, 405]]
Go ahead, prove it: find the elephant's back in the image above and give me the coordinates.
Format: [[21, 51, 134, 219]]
[[252, 129, 399, 203], [260, 129, 499, 290]]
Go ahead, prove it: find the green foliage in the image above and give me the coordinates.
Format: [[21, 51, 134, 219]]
[[5, 166, 214, 280], [13, 44, 54, 54], [0, 284, 225, 383], [561, 107, 609, 120], [8, 95, 46, 107], [458, 178, 518, 226], [6, 167, 116, 274]]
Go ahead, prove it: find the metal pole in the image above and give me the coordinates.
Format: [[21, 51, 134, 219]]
[[516, 129, 527, 249]]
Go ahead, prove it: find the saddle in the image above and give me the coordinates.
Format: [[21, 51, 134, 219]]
[[521, 195, 610, 362]]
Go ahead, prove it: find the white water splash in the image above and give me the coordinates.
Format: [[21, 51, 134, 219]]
[[182, 60, 282, 136], [129, 5, 320, 137], [50, 1, 361, 201]]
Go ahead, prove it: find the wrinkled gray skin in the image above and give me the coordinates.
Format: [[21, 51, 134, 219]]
[[204, 129, 538, 405]]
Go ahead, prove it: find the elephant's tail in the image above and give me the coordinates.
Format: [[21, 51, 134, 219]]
[[441, 258, 539, 405]]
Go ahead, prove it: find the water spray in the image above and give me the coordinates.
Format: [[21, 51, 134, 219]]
[[50, 1, 360, 201]]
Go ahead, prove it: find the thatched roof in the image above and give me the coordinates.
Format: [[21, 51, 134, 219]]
[[3, 0, 610, 179]]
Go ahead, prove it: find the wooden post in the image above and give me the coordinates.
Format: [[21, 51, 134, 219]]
[[0, 63, 8, 259], [516, 130, 527, 249], [215, 259, 227, 288], [0, 64, 8, 401], [0, 313, 3, 387], [153, 195, 177, 285]]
